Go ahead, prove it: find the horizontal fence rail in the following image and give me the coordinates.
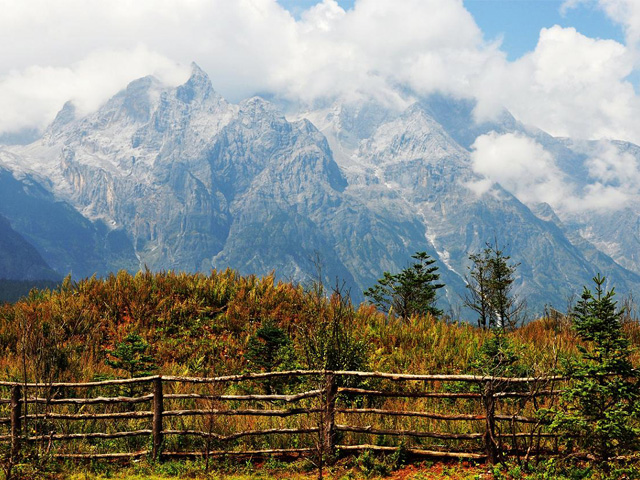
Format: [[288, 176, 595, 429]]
[[0, 371, 567, 463]]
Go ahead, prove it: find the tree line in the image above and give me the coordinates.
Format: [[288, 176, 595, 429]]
[[364, 242, 523, 329]]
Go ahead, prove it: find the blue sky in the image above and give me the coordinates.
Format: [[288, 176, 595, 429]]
[[278, 0, 625, 60], [464, 0, 624, 60]]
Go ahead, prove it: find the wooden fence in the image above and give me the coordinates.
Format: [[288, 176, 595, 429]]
[[0, 370, 564, 464]]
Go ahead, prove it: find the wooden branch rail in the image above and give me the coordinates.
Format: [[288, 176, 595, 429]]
[[163, 407, 322, 418], [46, 449, 314, 460], [23, 411, 153, 421], [336, 424, 484, 440], [25, 394, 153, 405], [26, 430, 152, 442], [332, 371, 567, 383], [0, 370, 568, 465], [161, 448, 315, 458], [494, 414, 542, 424], [0, 377, 158, 388], [336, 408, 486, 421], [162, 370, 325, 384], [0, 370, 565, 388], [53, 451, 149, 459], [164, 427, 320, 442], [338, 387, 482, 398], [495, 390, 563, 398], [338, 387, 559, 399], [164, 389, 322, 402], [495, 433, 559, 439], [337, 444, 487, 460], [336, 408, 540, 424]]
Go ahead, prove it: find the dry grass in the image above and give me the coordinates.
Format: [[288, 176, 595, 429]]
[[1, 269, 639, 473]]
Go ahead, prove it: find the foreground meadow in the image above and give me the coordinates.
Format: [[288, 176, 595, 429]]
[[0, 270, 639, 479]]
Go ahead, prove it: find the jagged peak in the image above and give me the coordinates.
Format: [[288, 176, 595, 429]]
[[188, 62, 208, 83], [43, 101, 78, 138], [398, 102, 445, 129], [124, 75, 162, 94], [53, 101, 77, 125], [417, 93, 521, 144], [176, 62, 216, 104], [239, 96, 283, 118]]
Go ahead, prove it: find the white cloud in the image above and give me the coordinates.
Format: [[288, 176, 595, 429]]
[[592, 0, 640, 47], [470, 132, 570, 207], [0, 46, 189, 135], [0, 0, 639, 150], [272, 0, 499, 104], [0, 0, 501, 135], [560, 0, 590, 15], [560, 0, 640, 43], [470, 132, 640, 213], [0, 0, 298, 134], [578, 141, 640, 209], [474, 26, 640, 143]]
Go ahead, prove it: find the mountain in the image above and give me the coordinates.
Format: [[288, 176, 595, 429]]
[[2, 64, 640, 316], [0, 200, 61, 302], [0, 162, 138, 279], [0, 212, 59, 281], [304, 97, 640, 311]]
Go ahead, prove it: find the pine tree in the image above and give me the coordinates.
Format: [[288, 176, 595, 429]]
[[105, 333, 156, 378], [364, 252, 444, 320], [464, 242, 524, 330], [245, 321, 298, 394], [464, 249, 493, 329], [552, 274, 640, 467], [245, 321, 292, 373]]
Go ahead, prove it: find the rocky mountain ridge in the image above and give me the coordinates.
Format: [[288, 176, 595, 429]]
[[2, 64, 639, 315]]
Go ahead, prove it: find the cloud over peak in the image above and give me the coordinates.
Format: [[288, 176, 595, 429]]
[[470, 131, 640, 213], [0, 0, 639, 150]]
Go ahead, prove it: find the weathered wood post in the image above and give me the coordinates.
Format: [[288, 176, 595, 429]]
[[322, 372, 337, 463], [152, 376, 164, 461], [483, 379, 498, 464], [10, 385, 22, 459]]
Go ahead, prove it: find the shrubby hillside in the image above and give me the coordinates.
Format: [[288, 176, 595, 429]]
[[2, 269, 638, 384]]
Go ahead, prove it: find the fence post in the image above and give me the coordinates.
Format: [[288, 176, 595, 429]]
[[152, 376, 164, 461], [10, 385, 22, 459], [323, 372, 337, 463], [483, 379, 498, 464]]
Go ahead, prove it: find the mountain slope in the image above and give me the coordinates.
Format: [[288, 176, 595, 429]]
[[3, 66, 640, 316], [306, 97, 640, 310], [3, 66, 429, 299], [0, 213, 60, 281], [0, 164, 138, 278]]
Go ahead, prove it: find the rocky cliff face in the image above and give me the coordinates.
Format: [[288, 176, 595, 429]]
[[2, 65, 640, 316], [0, 163, 138, 279], [305, 95, 640, 310]]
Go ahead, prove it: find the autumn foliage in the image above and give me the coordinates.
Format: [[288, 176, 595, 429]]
[[0, 269, 638, 386]]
